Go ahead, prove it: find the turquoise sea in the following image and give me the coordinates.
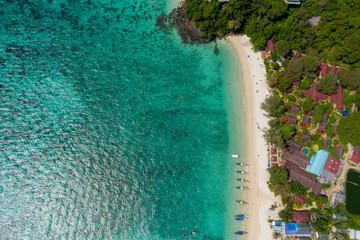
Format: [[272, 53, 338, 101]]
[[0, 0, 245, 239]]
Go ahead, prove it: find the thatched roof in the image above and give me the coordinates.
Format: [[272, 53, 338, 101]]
[[291, 104, 301, 114], [318, 122, 327, 132], [282, 150, 309, 169], [288, 115, 298, 125], [301, 116, 312, 126], [289, 167, 322, 195], [300, 133, 311, 142], [335, 147, 344, 157], [287, 140, 302, 151], [292, 211, 311, 223]]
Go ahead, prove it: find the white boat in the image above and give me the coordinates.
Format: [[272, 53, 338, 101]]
[[230, 154, 239, 158]]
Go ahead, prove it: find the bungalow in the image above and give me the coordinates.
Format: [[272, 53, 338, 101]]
[[323, 139, 329, 149], [291, 104, 301, 114], [319, 61, 328, 77], [308, 16, 321, 27], [303, 83, 328, 105], [307, 109, 316, 116], [330, 86, 344, 110], [301, 116, 312, 127], [268, 39, 275, 52], [282, 150, 310, 169], [318, 122, 327, 133], [337, 67, 344, 74], [321, 156, 342, 182], [323, 114, 329, 122], [329, 65, 337, 74], [314, 232, 330, 239], [289, 167, 322, 195], [285, 223, 310, 236], [351, 150, 360, 164], [285, 0, 301, 5], [300, 133, 311, 142], [335, 146, 344, 157], [292, 211, 311, 223], [333, 213, 347, 222], [333, 125, 338, 136], [295, 195, 307, 206], [293, 52, 302, 61], [288, 115, 298, 125], [287, 140, 302, 151]]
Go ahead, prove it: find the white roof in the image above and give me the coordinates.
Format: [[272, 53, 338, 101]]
[[349, 229, 360, 239]]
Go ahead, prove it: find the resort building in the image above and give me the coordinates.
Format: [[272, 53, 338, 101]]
[[295, 195, 307, 206], [329, 86, 344, 110], [320, 156, 343, 183], [302, 83, 328, 105], [307, 150, 328, 176], [349, 229, 360, 239], [318, 122, 327, 134], [287, 115, 298, 125], [319, 61, 328, 77], [314, 232, 330, 239], [282, 150, 309, 169], [284, 0, 301, 5], [292, 211, 311, 223], [301, 116, 312, 127], [300, 133, 311, 142], [333, 213, 347, 222], [291, 104, 301, 114], [335, 146, 344, 157], [267, 39, 275, 52], [289, 167, 322, 195], [287, 140, 302, 152], [293, 52, 302, 61], [307, 109, 316, 116], [285, 223, 310, 236], [351, 150, 360, 164]]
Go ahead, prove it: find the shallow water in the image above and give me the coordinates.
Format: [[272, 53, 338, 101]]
[[0, 0, 244, 239]]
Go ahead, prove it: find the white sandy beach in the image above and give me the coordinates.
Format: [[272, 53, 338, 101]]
[[226, 35, 280, 240]]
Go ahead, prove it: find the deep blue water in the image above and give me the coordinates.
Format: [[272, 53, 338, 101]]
[[0, 0, 237, 239]]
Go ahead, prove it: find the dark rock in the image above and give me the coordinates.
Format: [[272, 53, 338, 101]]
[[167, 3, 209, 44]]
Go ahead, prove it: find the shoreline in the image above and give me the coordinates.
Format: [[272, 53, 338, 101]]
[[226, 35, 279, 240]]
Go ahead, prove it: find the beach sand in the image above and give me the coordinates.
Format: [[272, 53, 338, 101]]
[[226, 35, 279, 240]]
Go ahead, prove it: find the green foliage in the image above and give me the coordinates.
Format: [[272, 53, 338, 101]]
[[302, 97, 315, 112], [301, 55, 319, 73], [312, 217, 331, 233], [261, 94, 286, 117], [271, 183, 291, 198], [271, 62, 280, 70], [281, 59, 289, 68], [285, 60, 303, 82], [322, 183, 332, 190], [312, 112, 324, 124], [339, 69, 360, 92], [338, 112, 360, 146], [317, 74, 339, 95], [280, 124, 295, 141], [326, 125, 334, 137], [267, 167, 288, 185], [290, 181, 308, 196], [276, 40, 290, 57], [299, 77, 314, 90], [277, 76, 291, 92], [314, 195, 329, 207], [278, 209, 292, 222]]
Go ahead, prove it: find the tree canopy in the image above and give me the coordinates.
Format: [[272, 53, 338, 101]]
[[261, 94, 286, 117], [268, 167, 288, 185], [338, 112, 360, 146], [317, 74, 339, 95]]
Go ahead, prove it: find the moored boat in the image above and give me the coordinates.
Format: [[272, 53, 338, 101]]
[[235, 231, 247, 235], [230, 154, 239, 158], [236, 178, 247, 182], [236, 186, 248, 190], [236, 162, 247, 166], [236, 200, 247, 204], [235, 214, 247, 218], [235, 217, 245, 221], [236, 170, 247, 174], [184, 231, 196, 237]]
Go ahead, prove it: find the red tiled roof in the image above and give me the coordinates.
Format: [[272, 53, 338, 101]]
[[351, 151, 360, 164], [336, 67, 344, 74], [295, 195, 307, 205], [303, 83, 328, 105], [292, 211, 311, 223], [271, 163, 279, 167], [268, 39, 275, 52], [271, 156, 277, 162], [320, 62, 328, 76], [323, 156, 342, 175], [330, 65, 337, 74], [271, 148, 277, 155], [292, 81, 301, 86], [293, 52, 302, 61], [329, 86, 344, 110]]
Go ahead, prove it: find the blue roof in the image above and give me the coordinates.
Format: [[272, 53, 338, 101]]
[[285, 223, 311, 235], [306, 150, 328, 176]]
